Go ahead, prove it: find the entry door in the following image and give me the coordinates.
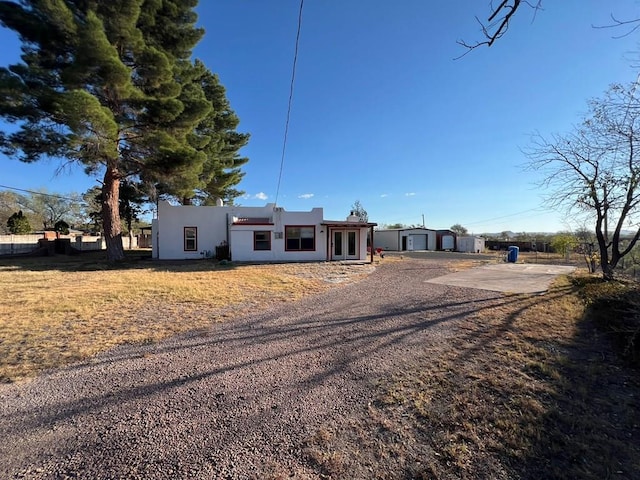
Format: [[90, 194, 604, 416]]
[[407, 235, 414, 251], [332, 230, 359, 260]]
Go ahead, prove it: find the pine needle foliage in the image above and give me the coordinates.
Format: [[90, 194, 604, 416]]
[[0, 1, 249, 260]]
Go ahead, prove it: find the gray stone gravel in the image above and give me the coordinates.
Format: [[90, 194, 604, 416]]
[[0, 258, 502, 479]]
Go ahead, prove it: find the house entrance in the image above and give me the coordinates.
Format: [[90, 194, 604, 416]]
[[332, 230, 359, 260]]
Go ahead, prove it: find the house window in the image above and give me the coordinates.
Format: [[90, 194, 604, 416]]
[[254, 231, 271, 251], [184, 227, 197, 251], [285, 226, 315, 251]]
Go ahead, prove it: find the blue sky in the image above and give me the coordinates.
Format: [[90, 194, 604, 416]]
[[1, 1, 640, 233]]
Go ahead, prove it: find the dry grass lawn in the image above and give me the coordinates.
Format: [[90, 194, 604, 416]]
[[0, 251, 373, 382]]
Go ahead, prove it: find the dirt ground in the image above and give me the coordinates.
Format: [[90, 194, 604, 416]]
[[0, 257, 638, 479]]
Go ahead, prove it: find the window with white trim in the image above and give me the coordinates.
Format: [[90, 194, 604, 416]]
[[184, 227, 197, 251]]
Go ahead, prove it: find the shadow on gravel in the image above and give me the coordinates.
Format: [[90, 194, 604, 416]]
[[3, 290, 526, 432], [4, 259, 637, 479], [347, 279, 640, 480]]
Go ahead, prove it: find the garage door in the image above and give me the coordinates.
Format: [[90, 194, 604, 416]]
[[410, 234, 427, 250], [442, 235, 454, 250]]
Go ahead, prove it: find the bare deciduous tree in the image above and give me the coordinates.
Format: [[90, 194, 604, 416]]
[[525, 83, 640, 279], [350, 200, 369, 223]]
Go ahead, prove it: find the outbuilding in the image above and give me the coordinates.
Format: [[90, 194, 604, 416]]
[[456, 236, 486, 253], [436, 229, 457, 251], [373, 227, 436, 251]]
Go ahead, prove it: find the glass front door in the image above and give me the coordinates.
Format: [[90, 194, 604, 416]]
[[332, 230, 359, 260], [347, 231, 357, 256], [333, 231, 343, 257]]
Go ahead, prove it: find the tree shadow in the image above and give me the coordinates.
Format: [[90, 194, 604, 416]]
[[4, 258, 632, 478], [0, 249, 238, 272], [515, 302, 640, 479], [0, 266, 508, 476], [406, 279, 640, 479]]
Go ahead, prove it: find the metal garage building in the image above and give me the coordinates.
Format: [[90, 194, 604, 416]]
[[373, 227, 436, 251]]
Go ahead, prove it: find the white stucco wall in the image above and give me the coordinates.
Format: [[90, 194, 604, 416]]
[[230, 208, 327, 262], [155, 201, 229, 260], [155, 201, 333, 261]]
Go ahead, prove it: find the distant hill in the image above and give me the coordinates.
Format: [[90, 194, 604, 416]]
[[480, 231, 554, 239]]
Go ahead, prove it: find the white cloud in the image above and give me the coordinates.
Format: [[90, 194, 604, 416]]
[[405, 192, 416, 197], [243, 192, 268, 200], [298, 193, 314, 199], [380, 193, 389, 198]]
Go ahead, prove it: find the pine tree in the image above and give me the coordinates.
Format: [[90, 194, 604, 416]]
[[7, 210, 31, 234], [0, 1, 248, 260], [194, 67, 249, 204], [148, 64, 249, 205]]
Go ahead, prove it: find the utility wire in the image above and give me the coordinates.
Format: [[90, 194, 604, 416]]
[[274, 0, 304, 206], [0, 184, 86, 203], [462, 207, 548, 227]]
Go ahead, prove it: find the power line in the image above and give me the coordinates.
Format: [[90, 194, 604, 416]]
[[462, 207, 548, 227], [0, 184, 86, 203], [274, 0, 304, 206], [386, 207, 553, 232]]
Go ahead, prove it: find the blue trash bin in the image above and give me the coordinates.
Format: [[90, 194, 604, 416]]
[[507, 246, 519, 263]]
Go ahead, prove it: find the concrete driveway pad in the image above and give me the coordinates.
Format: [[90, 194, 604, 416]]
[[426, 263, 577, 294]]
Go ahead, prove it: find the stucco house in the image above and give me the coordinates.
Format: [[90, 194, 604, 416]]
[[152, 200, 377, 262]]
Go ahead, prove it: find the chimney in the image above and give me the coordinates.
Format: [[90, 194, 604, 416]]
[[347, 211, 360, 222]]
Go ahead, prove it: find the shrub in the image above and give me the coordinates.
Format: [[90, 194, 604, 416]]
[[6, 211, 31, 234]]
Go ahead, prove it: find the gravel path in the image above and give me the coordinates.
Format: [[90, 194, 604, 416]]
[[0, 258, 502, 479]]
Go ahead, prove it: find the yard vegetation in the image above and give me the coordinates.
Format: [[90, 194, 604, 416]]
[[1, 251, 638, 478], [0, 251, 361, 382]]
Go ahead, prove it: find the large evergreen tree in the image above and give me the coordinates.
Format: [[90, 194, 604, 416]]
[[148, 63, 249, 205], [0, 1, 248, 260]]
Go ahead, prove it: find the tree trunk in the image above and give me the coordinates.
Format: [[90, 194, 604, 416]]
[[102, 167, 125, 261], [602, 263, 615, 281]]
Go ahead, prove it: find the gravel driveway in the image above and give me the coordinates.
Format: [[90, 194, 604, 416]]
[[0, 258, 503, 479]]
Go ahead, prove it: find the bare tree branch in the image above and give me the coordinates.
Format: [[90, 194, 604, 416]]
[[593, 14, 640, 39], [456, 0, 543, 58]]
